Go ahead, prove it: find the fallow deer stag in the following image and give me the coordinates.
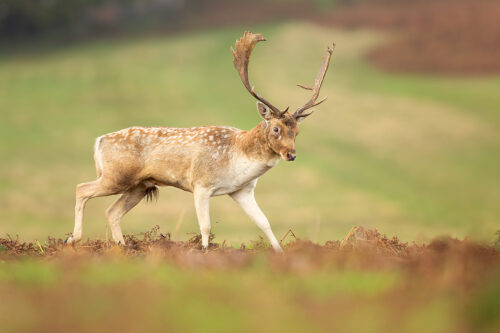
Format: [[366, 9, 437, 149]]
[[66, 31, 334, 252]]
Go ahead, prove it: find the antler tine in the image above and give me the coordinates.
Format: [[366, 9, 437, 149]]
[[231, 31, 283, 117], [293, 43, 335, 118]]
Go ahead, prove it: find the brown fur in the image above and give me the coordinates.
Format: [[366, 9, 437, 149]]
[[91, 117, 298, 196]]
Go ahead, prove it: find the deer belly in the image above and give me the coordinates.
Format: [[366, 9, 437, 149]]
[[142, 154, 194, 192], [211, 158, 271, 196], [212, 179, 253, 196]]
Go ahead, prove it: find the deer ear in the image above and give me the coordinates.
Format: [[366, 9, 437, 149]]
[[256, 102, 273, 120]]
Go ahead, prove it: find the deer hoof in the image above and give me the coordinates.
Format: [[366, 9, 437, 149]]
[[273, 245, 284, 253]]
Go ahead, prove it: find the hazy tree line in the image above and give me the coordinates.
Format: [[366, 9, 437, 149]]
[[0, 0, 362, 40], [0, 0, 200, 39]]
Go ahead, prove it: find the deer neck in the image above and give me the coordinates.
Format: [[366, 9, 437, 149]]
[[236, 121, 279, 165]]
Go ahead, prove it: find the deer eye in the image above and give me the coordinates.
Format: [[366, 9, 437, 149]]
[[273, 127, 279, 133]]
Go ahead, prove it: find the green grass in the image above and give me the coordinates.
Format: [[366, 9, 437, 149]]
[[0, 255, 498, 333], [0, 22, 499, 244], [0, 257, 440, 333]]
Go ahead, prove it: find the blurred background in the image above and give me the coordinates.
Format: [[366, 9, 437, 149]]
[[0, 0, 499, 244]]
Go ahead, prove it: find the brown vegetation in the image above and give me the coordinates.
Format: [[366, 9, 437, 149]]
[[2, 226, 498, 281], [1, 227, 499, 333], [321, 0, 500, 75]]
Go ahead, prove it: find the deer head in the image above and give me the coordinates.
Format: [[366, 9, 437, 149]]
[[231, 31, 334, 161]]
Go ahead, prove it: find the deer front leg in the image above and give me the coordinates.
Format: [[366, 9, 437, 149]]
[[193, 189, 212, 250], [230, 185, 283, 253]]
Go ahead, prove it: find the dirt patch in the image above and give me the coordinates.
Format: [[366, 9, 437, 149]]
[[320, 0, 500, 75]]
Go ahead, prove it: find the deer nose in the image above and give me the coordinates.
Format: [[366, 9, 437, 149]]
[[286, 151, 296, 161]]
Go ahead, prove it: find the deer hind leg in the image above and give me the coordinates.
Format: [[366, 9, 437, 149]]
[[66, 179, 119, 244], [230, 186, 283, 252], [105, 184, 151, 245]]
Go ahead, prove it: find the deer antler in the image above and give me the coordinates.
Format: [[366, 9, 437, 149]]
[[231, 31, 284, 118], [293, 43, 335, 120]]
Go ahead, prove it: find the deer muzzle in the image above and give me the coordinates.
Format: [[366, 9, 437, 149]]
[[285, 150, 296, 162]]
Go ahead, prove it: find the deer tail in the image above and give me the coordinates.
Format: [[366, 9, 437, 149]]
[[145, 186, 159, 203]]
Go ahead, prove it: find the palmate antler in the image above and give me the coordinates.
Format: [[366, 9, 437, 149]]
[[231, 31, 334, 120], [293, 43, 335, 120], [231, 31, 285, 118]]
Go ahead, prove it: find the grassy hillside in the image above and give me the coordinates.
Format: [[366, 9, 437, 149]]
[[1, 22, 499, 244]]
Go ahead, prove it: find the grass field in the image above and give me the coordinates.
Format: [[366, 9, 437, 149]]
[[1, 22, 499, 245]]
